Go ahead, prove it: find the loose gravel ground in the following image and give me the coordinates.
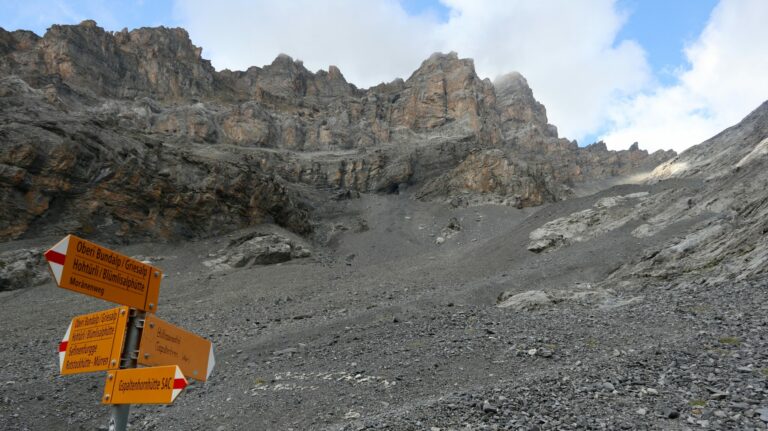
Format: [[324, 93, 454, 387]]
[[0, 183, 766, 430]]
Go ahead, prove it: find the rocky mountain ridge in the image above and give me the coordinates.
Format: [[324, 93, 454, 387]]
[[607, 100, 768, 285], [0, 21, 674, 241], [522, 101, 768, 286]]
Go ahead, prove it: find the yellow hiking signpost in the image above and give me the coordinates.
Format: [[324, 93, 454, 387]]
[[44, 235, 215, 431], [58, 306, 129, 375], [44, 234, 162, 312], [103, 365, 187, 405], [138, 314, 216, 382]]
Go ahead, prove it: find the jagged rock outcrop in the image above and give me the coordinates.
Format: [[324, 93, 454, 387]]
[[495, 72, 550, 131], [603, 101, 768, 286], [416, 149, 559, 207], [527, 192, 650, 253], [649, 102, 768, 182], [203, 231, 311, 272], [524, 101, 768, 286], [0, 247, 47, 291], [0, 76, 311, 241], [0, 20, 675, 241], [496, 286, 642, 311], [0, 21, 216, 100]]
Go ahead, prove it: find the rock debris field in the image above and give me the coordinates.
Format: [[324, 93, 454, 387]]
[[1, 183, 767, 430]]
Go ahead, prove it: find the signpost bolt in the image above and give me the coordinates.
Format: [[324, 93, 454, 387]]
[[108, 374, 114, 380], [120, 309, 126, 316], [144, 353, 150, 359], [148, 303, 154, 310], [111, 359, 117, 366], [154, 271, 159, 278], [105, 394, 110, 400], [149, 322, 155, 329]]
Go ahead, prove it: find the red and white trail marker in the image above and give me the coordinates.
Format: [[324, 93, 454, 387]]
[[58, 322, 70, 371], [102, 365, 188, 405], [45, 235, 69, 286], [58, 306, 129, 375], [44, 234, 162, 312]]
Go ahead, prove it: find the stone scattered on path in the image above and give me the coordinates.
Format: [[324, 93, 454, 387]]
[[203, 232, 310, 271], [0, 248, 46, 291]]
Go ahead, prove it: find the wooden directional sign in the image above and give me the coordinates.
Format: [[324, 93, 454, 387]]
[[102, 365, 187, 405], [59, 306, 129, 375], [138, 315, 215, 382], [44, 235, 162, 312]]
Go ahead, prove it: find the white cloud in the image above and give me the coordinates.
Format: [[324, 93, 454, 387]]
[[172, 0, 440, 88], [435, 0, 650, 142], [173, 0, 649, 143], [601, 0, 768, 153]]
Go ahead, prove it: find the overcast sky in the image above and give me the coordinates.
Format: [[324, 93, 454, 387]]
[[1, 0, 767, 153]]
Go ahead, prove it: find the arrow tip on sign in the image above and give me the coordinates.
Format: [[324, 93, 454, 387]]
[[171, 366, 187, 402], [207, 345, 216, 380], [44, 235, 70, 284], [59, 322, 72, 373]]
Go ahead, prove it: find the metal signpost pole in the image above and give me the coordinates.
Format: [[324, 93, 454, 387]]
[[108, 310, 145, 431]]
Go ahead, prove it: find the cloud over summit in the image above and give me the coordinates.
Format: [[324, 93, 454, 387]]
[[174, 0, 767, 153]]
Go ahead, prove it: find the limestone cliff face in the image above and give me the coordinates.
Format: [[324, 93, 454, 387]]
[[601, 101, 768, 286], [0, 76, 311, 241], [495, 72, 549, 132], [388, 53, 498, 135], [0, 21, 675, 241], [0, 21, 216, 100]]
